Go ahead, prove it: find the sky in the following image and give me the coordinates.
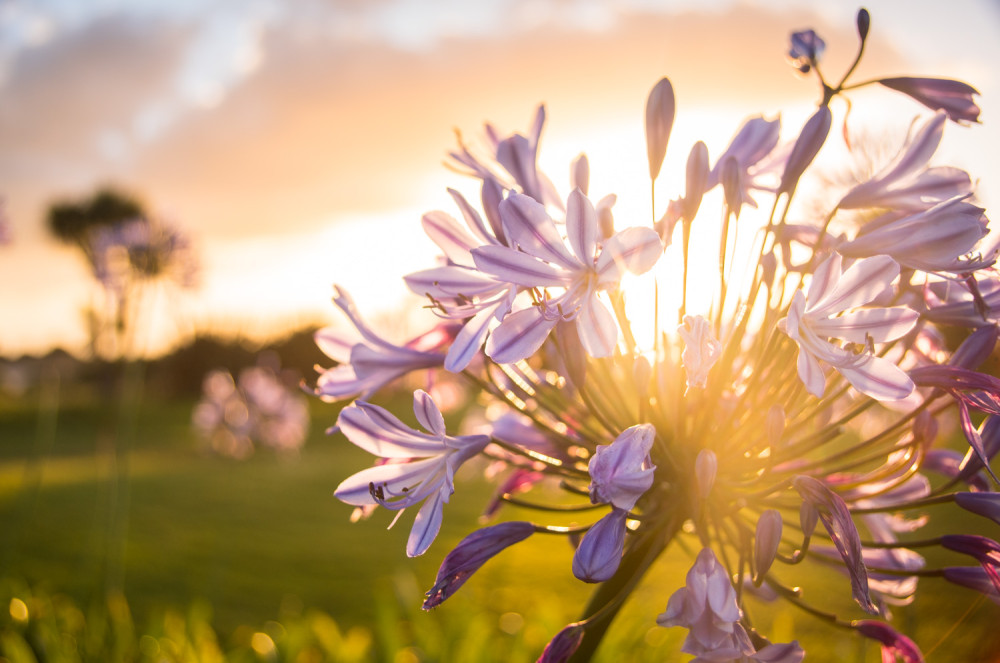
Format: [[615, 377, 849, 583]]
[[1, 0, 999, 357]]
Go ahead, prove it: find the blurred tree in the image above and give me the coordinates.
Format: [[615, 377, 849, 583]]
[[46, 187, 145, 261]]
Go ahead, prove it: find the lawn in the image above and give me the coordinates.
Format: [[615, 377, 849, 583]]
[[0, 379, 998, 662]]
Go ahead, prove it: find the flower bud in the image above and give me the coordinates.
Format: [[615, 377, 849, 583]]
[[682, 141, 709, 221], [645, 77, 676, 181], [799, 501, 819, 538], [755, 510, 783, 578], [720, 156, 742, 218], [695, 449, 718, 498], [955, 492, 1000, 527], [597, 194, 616, 239], [856, 8, 870, 41], [633, 354, 652, 399], [942, 566, 1000, 603], [778, 106, 831, 195], [423, 521, 535, 609], [950, 324, 998, 371], [538, 622, 586, 663], [572, 508, 628, 582], [571, 153, 590, 196]]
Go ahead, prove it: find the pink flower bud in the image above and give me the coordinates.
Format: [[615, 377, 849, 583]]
[[767, 405, 786, 447], [645, 77, 676, 181], [755, 510, 783, 578]]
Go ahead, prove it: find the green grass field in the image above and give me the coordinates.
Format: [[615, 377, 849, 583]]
[[1, 379, 999, 662]]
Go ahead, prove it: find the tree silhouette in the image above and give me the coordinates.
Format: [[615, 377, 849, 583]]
[[47, 187, 146, 261]]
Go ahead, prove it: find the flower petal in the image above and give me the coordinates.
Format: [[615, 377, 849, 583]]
[[472, 245, 574, 287], [485, 306, 559, 364]]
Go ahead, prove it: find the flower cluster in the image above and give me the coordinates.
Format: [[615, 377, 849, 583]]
[[318, 10, 999, 662], [193, 359, 309, 458], [90, 216, 199, 296]]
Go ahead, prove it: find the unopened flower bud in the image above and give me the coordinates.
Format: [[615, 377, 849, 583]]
[[572, 508, 628, 582], [955, 492, 1000, 527], [856, 8, 870, 41], [950, 324, 998, 371], [755, 510, 783, 578], [571, 153, 590, 196], [683, 141, 709, 221], [911, 410, 937, 450], [720, 156, 742, 218], [538, 622, 586, 663], [779, 106, 831, 195], [942, 566, 1000, 603], [481, 177, 505, 242], [695, 449, 717, 498], [645, 77, 676, 181]]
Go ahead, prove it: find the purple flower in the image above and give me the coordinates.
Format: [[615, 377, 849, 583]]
[[334, 390, 490, 557], [423, 521, 535, 608], [193, 361, 309, 458], [707, 115, 783, 209], [878, 77, 981, 124], [90, 217, 198, 294], [588, 424, 656, 510], [315, 287, 449, 401], [473, 190, 661, 363], [658, 548, 804, 662], [788, 29, 825, 73], [779, 253, 918, 401], [838, 112, 972, 211], [854, 621, 924, 663], [837, 197, 989, 273]]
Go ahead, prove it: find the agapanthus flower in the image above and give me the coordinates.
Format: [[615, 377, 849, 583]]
[[779, 253, 918, 400], [90, 216, 198, 295], [193, 360, 309, 458], [334, 390, 489, 557], [320, 9, 999, 662], [314, 286, 451, 402], [472, 189, 661, 363]]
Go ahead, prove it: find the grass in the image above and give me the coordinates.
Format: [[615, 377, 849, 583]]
[[1, 377, 999, 661]]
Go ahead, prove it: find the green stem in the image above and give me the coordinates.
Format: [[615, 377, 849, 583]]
[[568, 514, 682, 662]]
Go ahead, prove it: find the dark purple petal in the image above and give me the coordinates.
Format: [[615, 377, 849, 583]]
[[854, 621, 924, 663], [423, 521, 535, 609], [955, 492, 1000, 526], [537, 622, 586, 663], [941, 535, 1000, 594], [951, 325, 999, 371], [943, 566, 1000, 604], [572, 508, 628, 583], [793, 476, 877, 613], [878, 77, 981, 123]]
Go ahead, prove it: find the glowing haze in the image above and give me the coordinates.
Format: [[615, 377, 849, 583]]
[[1, 0, 997, 356]]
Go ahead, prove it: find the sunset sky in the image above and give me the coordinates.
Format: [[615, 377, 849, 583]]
[[2, 0, 998, 357]]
